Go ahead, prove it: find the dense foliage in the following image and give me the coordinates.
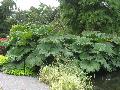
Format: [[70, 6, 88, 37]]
[[59, 0, 120, 34], [2, 24, 120, 74], [12, 3, 59, 25], [1, 1, 120, 90], [0, 55, 8, 65], [3, 68, 34, 76], [40, 64, 92, 90], [0, 0, 16, 35], [0, 1, 58, 37], [1, 24, 55, 74]]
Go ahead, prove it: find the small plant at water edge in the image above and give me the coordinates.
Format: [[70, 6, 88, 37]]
[[39, 64, 93, 90]]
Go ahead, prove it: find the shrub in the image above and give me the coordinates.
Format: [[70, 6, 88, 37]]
[[2, 24, 57, 75], [3, 68, 34, 76], [25, 31, 120, 72], [4, 24, 120, 75], [0, 55, 8, 65], [40, 64, 93, 90]]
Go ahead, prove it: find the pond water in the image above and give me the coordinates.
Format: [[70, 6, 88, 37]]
[[92, 71, 120, 90]]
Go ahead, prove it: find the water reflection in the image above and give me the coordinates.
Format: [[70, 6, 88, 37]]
[[93, 71, 120, 90]]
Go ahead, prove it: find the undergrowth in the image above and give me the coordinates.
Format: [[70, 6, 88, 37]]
[[40, 64, 93, 90]]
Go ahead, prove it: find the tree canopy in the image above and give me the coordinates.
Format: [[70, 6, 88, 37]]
[[0, 0, 16, 36], [59, 0, 120, 34], [13, 3, 58, 25]]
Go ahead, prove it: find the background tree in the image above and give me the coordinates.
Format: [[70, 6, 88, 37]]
[[13, 3, 59, 25], [0, 0, 16, 36], [59, 0, 120, 34]]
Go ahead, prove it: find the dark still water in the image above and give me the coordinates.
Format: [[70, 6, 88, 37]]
[[92, 71, 120, 90]]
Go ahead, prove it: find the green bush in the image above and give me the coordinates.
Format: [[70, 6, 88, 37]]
[[4, 23, 120, 75], [2, 24, 57, 75], [0, 55, 8, 65], [4, 24, 120, 73], [3, 68, 34, 76], [40, 64, 93, 90], [25, 31, 120, 72], [9, 24, 33, 46]]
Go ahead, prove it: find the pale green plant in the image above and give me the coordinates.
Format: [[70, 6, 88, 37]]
[[40, 65, 93, 90]]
